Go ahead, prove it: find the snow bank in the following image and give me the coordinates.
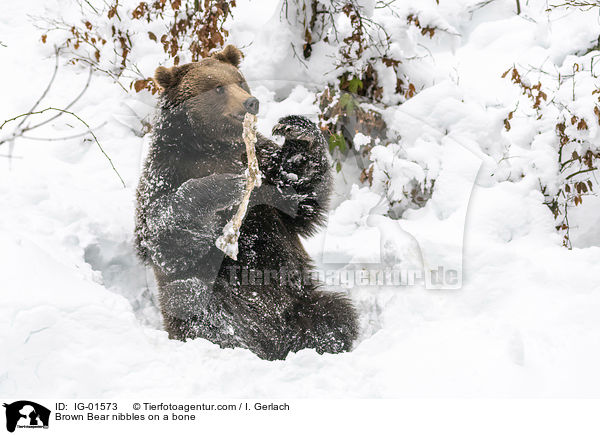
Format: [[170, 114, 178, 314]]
[[2, 0, 600, 399]]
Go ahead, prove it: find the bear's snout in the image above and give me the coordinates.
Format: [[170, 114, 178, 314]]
[[243, 97, 259, 115]]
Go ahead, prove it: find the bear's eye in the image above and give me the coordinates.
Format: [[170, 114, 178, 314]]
[[215, 85, 225, 94]]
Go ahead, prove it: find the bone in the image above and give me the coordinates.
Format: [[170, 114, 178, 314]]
[[215, 113, 262, 260]]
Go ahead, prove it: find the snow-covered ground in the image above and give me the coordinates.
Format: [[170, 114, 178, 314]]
[[2, 0, 600, 399]]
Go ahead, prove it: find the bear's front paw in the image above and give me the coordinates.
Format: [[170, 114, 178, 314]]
[[272, 115, 324, 144]]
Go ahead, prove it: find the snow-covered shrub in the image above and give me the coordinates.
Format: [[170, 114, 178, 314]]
[[501, 59, 600, 247], [281, 0, 451, 216], [34, 0, 457, 220], [369, 139, 440, 218], [40, 0, 236, 93]]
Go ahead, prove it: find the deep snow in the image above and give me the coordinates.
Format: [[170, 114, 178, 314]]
[[2, 0, 600, 399]]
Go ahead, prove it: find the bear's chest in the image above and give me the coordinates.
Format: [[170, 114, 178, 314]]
[[178, 150, 245, 182]]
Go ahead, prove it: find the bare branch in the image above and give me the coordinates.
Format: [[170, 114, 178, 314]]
[[565, 167, 598, 180], [20, 121, 108, 141], [26, 66, 94, 131], [13, 47, 60, 134], [549, 1, 600, 10], [1, 108, 126, 188]]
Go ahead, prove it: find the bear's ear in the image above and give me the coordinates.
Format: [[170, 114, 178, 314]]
[[212, 45, 242, 67], [153, 64, 192, 91], [154, 66, 174, 90]]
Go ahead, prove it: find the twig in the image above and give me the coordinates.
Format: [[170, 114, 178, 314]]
[[83, 0, 99, 14], [469, 0, 497, 13], [549, 1, 600, 10], [215, 113, 262, 260], [26, 66, 93, 131], [0, 108, 126, 187], [21, 121, 108, 141], [565, 167, 598, 180], [11, 47, 60, 137], [0, 53, 94, 147], [375, 0, 397, 10], [563, 202, 571, 249], [290, 43, 309, 69], [61, 55, 129, 93]]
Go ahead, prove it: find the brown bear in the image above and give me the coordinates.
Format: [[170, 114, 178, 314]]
[[134, 45, 358, 360]]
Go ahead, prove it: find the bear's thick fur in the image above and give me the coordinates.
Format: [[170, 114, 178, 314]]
[[135, 45, 358, 360]]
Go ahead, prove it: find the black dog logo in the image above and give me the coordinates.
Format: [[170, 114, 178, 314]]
[[3, 401, 50, 433]]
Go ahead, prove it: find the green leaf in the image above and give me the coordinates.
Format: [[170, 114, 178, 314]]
[[336, 161, 342, 172], [328, 133, 347, 154], [339, 92, 355, 113], [348, 77, 363, 94]]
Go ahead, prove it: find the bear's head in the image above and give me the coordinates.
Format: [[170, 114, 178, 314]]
[[153, 45, 258, 143]]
